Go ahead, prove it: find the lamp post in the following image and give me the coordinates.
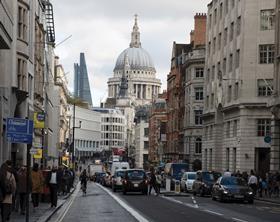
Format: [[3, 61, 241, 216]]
[[71, 103, 81, 170]]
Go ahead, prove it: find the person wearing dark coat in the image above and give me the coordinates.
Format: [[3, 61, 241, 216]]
[[149, 169, 159, 196], [46, 166, 62, 207]]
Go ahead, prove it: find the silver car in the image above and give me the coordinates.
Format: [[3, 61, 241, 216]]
[[180, 172, 196, 192]]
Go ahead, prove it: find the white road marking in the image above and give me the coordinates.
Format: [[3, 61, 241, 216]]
[[96, 183, 150, 222], [161, 195, 199, 209], [57, 182, 81, 222], [203, 209, 223, 216], [232, 217, 249, 222]]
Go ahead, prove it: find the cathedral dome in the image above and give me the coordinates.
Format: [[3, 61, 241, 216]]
[[114, 47, 155, 72]]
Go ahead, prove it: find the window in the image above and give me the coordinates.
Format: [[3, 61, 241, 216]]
[[233, 120, 238, 137], [237, 16, 241, 35], [260, 10, 275, 30], [259, 44, 275, 64], [226, 148, 230, 170], [195, 67, 204, 78], [144, 128, 149, 137], [206, 95, 209, 108], [17, 58, 27, 91], [228, 85, 232, 102], [220, 3, 223, 19], [257, 119, 271, 136], [218, 33, 222, 50], [213, 37, 216, 54], [212, 65, 215, 80], [258, 79, 273, 96], [214, 9, 217, 24], [234, 82, 239, 100], [229, 54, 233, 72], [195, 87, 204, 100], [236, 49, 240, 68], [224, 28, 228, 45], [211, 93, 214, 109], [209, 14, 212, 28], [226, 121, 230, 138], [194, 110, 203, 125], [230, 22, 234, 41], [144, 141, 149, 149], [28, 74, 33, 96], [18, 6, 28, 41], [195, 138, 202, 154], [223, 58, 227, 74], [232, 148, 236, 172], [225, 0, 229, 14], [208, 41, 211, 56], [210, 125, 213, 140], [206, 68, 210, 83]]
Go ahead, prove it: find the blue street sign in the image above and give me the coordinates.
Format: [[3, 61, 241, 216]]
[[6, 118, 33, 144], [264, 136, 272, 144]]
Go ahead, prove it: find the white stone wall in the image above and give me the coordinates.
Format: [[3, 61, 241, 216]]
[[203, 0, 275, 173], [135, 120, 149, 168]]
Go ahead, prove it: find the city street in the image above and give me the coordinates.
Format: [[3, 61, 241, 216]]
[[49, 182, 280, 222]]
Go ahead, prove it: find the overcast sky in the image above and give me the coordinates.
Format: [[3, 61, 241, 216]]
[[52, 0, 208, 106]]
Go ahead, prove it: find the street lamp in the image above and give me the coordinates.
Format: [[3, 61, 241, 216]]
[[71, 104, 82, 170]]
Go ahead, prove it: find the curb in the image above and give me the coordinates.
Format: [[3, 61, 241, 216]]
[[163, 193, 190, 197]]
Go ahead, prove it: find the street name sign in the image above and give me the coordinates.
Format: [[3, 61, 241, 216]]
[[6, 118, 33, 144]]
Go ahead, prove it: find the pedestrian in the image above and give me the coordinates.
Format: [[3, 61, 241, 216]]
[[248, 170, 258, 196], [31, 163, 44, 210], [149, 169, 159, 196], [80, 169, 88, 194], [17, 166, 30, 215], [224, 169, 231, 177], [47, 166, 60, 207], [0, 160, 16, 221], [156, 171, 162, 194]]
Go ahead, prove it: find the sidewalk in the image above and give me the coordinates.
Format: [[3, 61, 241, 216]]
[[11, 181, 78, 222]]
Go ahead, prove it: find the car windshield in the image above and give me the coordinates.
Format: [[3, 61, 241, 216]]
[[116, 171, 125, 177], [187, 174, 196, 180], [221, 177, 247, 186], [202, 172, 214, 181], [127, 170, 145, 179]]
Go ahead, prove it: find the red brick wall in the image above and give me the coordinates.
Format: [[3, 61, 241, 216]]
[[193, 13, 206, 47]]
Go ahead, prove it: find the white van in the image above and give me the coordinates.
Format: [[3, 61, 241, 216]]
[[111, 162, 129, 176]]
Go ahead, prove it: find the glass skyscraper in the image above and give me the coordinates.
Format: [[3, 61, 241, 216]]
[[74, 53, 92, 106]]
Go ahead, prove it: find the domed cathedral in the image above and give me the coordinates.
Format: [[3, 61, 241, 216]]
[[107, 15, 161, 107]]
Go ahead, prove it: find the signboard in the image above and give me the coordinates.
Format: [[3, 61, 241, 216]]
[[30, 148, 38, 155], [34, 112, 45, 129], [264, 136, 272, 143], [33, 149, 42, 159], [6, 118, 33, 144]]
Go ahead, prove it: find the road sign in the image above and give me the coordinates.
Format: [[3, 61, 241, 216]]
[[6, 118, 33, 144], [264, 136, 272, 143]]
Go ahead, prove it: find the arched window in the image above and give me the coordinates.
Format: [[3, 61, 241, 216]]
[[195, 138, 202, 154]]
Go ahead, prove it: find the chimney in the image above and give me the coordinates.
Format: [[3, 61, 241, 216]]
[[193, 13, 207, 47]]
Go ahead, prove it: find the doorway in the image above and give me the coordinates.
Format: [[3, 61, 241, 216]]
[[255, 147, 270, 178]]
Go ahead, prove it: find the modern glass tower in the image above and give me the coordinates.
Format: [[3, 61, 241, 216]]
[[74, 53, 93, 106]]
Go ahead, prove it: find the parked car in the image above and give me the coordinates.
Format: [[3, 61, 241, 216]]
[[95, 172, 106, 183], [180, 172, 196, 192], [193, 171, 215, 196], [122, 169, 148, 195], [212, 176, 254, 203], [112, 169, 125, 192]]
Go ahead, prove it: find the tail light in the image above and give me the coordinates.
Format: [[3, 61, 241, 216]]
[[145, 180, 148, 184], [123, 180, 127, 184]]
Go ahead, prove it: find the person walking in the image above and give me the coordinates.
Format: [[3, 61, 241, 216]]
[[248, 170, 258, 196], [47, 166, 60, 207], [79, 169, 88, 194], [17, 166, 30, 215], [156, 171, 162, 195], [31, 163, 44, 210], [0, 160, 16, 221], [149, 169, 159, 196]]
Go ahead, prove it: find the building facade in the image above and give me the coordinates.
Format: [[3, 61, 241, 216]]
[[203, 0, 275, 176], [271, 0, 280, 172], [93, 108, 126, 154], [134, 106, 150, 169], [74, 52, 93, 106], [70, 105, 101, 162], [183, 14, 206, 171], [149, 92, 167, 165]]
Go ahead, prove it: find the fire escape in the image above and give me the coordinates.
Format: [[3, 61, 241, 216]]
[[43, 0, 55, 43]]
